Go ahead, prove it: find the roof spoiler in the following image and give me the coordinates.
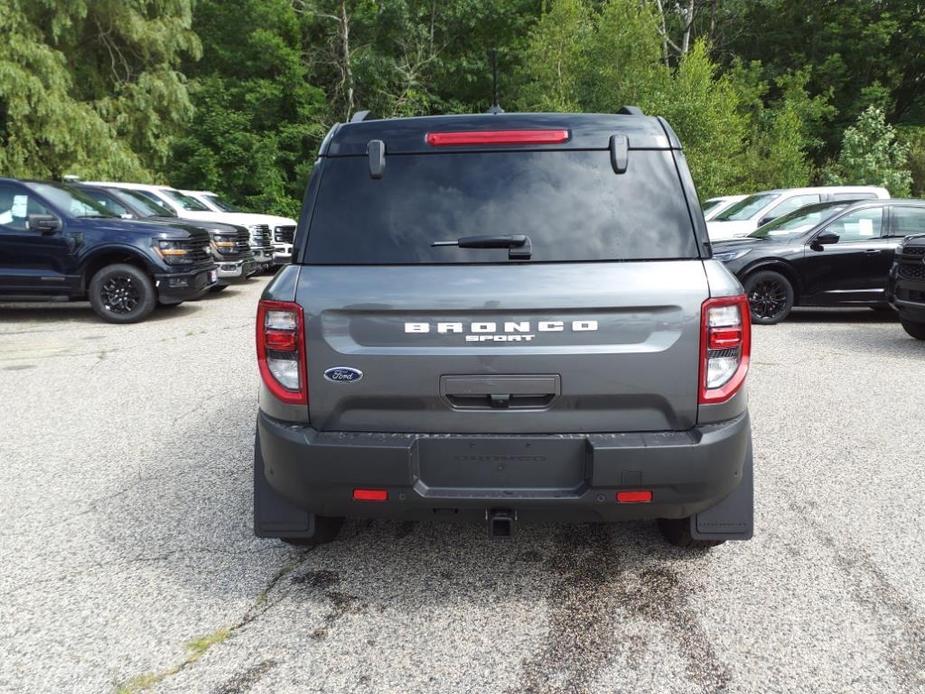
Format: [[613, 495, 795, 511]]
[[618, 105, 644, 116]]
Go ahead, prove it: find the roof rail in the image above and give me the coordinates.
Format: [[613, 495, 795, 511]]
[[618, 105, 644, 116], [350, 110, 371, 123]]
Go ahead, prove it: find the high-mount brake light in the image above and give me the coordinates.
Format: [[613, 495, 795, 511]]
[[699, 295, 751, 404], [256, 300, 307, 405], [425, 129, 570, 147]]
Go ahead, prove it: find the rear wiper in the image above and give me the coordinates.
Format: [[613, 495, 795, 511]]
[[432, 234, 532, 260]]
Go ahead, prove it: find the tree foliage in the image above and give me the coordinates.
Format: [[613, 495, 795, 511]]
[[0, 0, 198, 179], [824, 106, 913, 197], [2, 0, 924, 208]]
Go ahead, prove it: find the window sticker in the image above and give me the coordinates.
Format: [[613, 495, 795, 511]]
[[11, 195, 27, 219], [858, 218, 874, 236]]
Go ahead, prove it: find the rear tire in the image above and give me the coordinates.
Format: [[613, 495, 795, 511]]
[[901, 319, 925, 340], [281, 517, 345, 547], [88, 263, 156, 324], [658, 517, 725, 549], [744, 270, 794, 325]]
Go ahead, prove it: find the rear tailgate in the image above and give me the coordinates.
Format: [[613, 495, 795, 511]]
[[299, 115, 707, 434], [300, 261, 706, 433]]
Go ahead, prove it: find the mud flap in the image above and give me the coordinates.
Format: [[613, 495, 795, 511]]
[[253, 429, 318, 539], [690, 437, 753, 541]]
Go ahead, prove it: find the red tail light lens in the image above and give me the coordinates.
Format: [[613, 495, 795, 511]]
[[699, 295, 751, 404], [256, 300, 307, 405], [425, 129, 570, 147]]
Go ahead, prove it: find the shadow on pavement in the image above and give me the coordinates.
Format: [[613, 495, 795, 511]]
[[0, 301, 204, 324]]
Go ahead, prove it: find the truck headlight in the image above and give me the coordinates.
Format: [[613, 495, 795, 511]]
[[211, 235, 237, 254], [154, 240, 193, 264]]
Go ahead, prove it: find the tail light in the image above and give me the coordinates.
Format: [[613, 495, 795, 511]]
[[699, 295, 751, 404], [256, 300, 307, 405]]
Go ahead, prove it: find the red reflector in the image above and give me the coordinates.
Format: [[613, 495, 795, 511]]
[[353, 488, 388, 502], [426, 129, 569, 146], [264, 329, 297, 351], [709, 328, 742, 350], [616, 490, 653, 504]]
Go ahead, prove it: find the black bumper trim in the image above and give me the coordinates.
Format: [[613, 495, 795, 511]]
[[256, 411, 751, 523], [155, 264, 217, 302]]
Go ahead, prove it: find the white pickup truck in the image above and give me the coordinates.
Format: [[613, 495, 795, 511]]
[[181, 190, 296, 266]]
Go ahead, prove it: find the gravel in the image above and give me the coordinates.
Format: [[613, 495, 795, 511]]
[[1, 282, 923, 693]]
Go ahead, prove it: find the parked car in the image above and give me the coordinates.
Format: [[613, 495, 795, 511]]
[[707, 186, 890, 241], [180, 190, 297, 266], [75, 184, 257, 290], [83, 182, 276, 271], [702, 194, 746, 221], [888, 232, 925, 340], [713, 198, 925, 324], [0, 178, 217, 323], [254, 109, 754, 549]]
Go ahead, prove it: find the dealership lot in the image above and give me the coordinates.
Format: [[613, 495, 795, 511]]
[[1, 278, 923, 694]]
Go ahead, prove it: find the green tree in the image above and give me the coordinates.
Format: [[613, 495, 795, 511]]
[[824, 106, 913, 196], [168, 0, 327, 216], [0, 0, 198, 179]]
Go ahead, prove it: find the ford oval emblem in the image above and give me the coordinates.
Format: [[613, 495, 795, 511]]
[[324, 367, 363, 383]]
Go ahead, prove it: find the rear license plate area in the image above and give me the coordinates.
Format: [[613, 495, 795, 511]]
[[416, 438, 587, 491]]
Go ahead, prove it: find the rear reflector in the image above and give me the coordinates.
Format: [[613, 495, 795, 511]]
[[616, 490, 653, 503], [425, 129, 570, 147], [353, 488, 388, 502]]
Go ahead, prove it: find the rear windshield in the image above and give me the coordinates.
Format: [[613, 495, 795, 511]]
[[304, 150, 698, 264]]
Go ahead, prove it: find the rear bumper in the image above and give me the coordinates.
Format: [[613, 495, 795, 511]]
[[154, 264, 217, 301], [256, 410, 751, 523]]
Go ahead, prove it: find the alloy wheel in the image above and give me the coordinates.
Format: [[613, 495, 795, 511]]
[[100, 275, 141, 314]]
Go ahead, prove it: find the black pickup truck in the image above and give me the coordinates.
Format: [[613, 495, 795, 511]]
[[888, 232, 925, 339], [0, 177, 217, 323], [74, 183, 258, 291]]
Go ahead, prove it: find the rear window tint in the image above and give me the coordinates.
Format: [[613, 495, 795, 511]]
[[304, 150, 698, 264]]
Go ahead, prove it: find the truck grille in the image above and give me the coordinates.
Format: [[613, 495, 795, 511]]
[[901, 246, 925, 257], [249, 224, 274, 251], [181, 230, 212, 263], [234, 228, 252, 254], [898, 261, 925, 281], [274, 225, 296, 244]]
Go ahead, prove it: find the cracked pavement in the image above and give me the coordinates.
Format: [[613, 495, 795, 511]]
[[1, 279, 924, 693]]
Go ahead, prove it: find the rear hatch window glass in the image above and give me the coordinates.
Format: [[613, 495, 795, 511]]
[[305, 150, 698, 264]]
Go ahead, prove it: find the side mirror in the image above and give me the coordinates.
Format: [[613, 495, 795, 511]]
[[757, 216, 774, 227], [27, 214, 61, 233], [815, 231, 840, 245]]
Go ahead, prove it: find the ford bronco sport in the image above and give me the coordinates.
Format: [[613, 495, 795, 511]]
[[254, 110, 754, 548]]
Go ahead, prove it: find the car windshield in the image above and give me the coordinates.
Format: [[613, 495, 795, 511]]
[[114, 189, 175, 217], [205, 194, 241, 212], [714, 193, 779, 221], [26, 183, 117, 218], [702, 199, 724, 213], [749, 202, 849, 240], [161, 189, 210, 211]]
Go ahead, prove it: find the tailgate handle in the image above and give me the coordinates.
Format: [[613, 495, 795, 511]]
[[441, 375, 560, 410]]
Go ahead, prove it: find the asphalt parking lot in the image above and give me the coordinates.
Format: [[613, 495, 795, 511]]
[[1, 277, 924, 694]]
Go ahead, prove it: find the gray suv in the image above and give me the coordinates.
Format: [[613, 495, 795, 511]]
[[254, 109, 754, 548]]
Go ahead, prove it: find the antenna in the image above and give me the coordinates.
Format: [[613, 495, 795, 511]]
[[487, 49, 504, 114]]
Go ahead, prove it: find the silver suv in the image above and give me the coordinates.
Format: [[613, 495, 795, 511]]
[[253, 109, 754, 548]]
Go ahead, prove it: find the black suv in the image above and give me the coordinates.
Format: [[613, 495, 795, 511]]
[[713, 199, 925, 323], [888, 233, 925, 339], [254, 110, 753, 548], [0, 178, 217, 323]]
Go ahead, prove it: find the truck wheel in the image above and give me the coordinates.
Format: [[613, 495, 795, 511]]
[[901, 319, 925, 340], [209, 284, 229, 293], [744, 270, 794, 325], [88, 263, 157, 324], [657, 517, 725, 549], [281, 517, 345, 547]]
